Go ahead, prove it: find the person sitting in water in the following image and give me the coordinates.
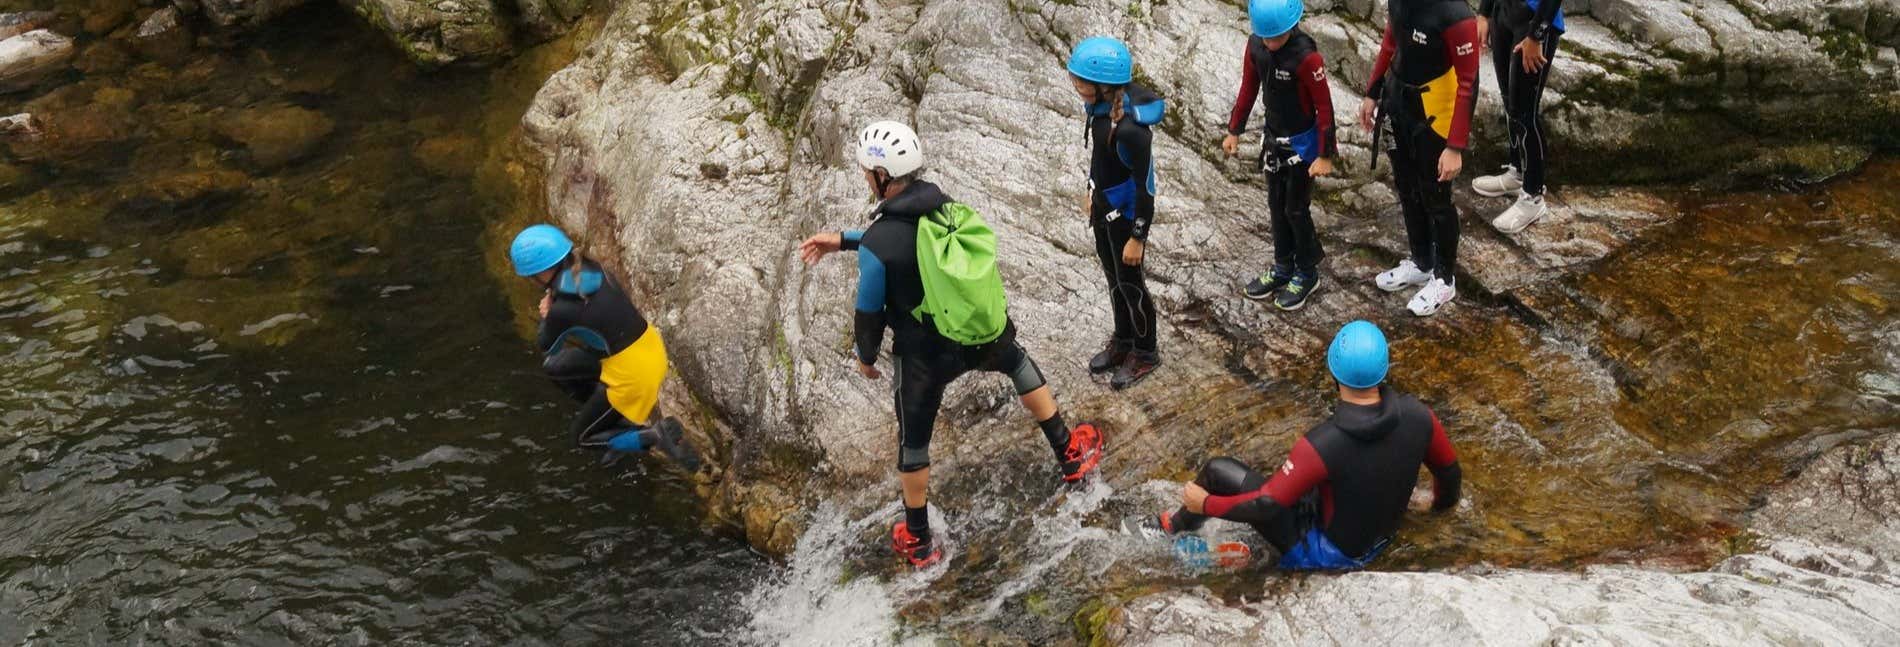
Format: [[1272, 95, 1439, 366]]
[[1152, 320, 1461, 570], [508, 224, 698, 470], [797, 121, 1105, 569]]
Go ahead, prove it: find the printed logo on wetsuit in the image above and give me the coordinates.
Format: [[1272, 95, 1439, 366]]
[[1279, 460, 1294, 475], [1411, 30, 1428, 44], [1274, 69, 1293, 81], [1311, 67, 1326, 82], [1455, 41, 1474, 56]]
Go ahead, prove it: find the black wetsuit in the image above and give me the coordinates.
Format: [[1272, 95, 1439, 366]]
[[1229, 29, 1338, 275], [1086, 84, 1164, 353], [536, 261, 653, 447], [1481, 0, 1565, 196], [1367, 0, 1481, 282], [1181, 387, 1462, 569], [842, 181, 1050, 473]]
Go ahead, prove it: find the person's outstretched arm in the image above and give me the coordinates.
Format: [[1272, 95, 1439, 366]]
[[844, 230, 887, 367]]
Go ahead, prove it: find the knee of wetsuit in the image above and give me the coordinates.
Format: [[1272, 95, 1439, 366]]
[[1197, 456, 1266, 494], [1008, 355, 1047, 396], [898, 445, 931, 473]]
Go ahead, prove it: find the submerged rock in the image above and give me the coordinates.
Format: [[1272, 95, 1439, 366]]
[[0, 12, 60, 41], [0, 30, 75, 94], [197, 0, 311, 30], [133, 7, 195, 65], [215, 104, 335, 168]]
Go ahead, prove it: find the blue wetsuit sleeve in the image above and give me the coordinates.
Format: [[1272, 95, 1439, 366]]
[[852, 249, 888, 365], [1118, 126, 1157, 241], [841, 229, 864, 252]]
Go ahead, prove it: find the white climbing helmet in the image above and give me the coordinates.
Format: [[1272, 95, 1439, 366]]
[[855, 120, 924, 177]]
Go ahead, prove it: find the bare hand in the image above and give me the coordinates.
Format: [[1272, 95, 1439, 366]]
[[1122, 238, 1145, 266], [1476, 17, 1489, 53], [1221, 134, 1240, 157], [1437, 148, 1464, 182], [856, 361, 882, 380], [798, 232, 843, 265], [1409, 487, 1435, 513], [1183, 482, 1210, 514], [1514, 37, 1547, 74], [1309, 157, 1335, 177], [1358, 97, 1377, 132], [537, 292, 552, 318]]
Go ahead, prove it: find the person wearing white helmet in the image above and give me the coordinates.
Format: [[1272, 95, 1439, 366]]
[[798, 121, 1105, 569]]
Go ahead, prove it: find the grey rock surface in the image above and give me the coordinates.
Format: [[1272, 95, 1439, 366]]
[[0, 30, 74, 94], [1106, 434, 1900, 646]]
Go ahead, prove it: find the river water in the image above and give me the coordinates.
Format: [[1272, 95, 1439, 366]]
[[0, 9, 764, 644], [4, 7, 1897, 646]]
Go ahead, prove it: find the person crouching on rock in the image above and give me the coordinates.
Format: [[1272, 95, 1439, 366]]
[[1149, 321, 1461, 570], [797, 121, 1106, 569], [1226, 0, 1339, 311], [508, 224, 699, 471], [1069, 36, 1165, 390], [1357, 0, 1482, 317]]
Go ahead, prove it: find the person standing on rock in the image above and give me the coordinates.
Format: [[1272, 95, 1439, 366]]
[[1472, 0, 1566, 233], [797, 121, 1106, 569], [508, 224, 699, 470], [1225, 0, 1339, 311], [1148, 321, 1462, 570], [1069, 36, 1166, 389], [1357, 0, 1483, 317]]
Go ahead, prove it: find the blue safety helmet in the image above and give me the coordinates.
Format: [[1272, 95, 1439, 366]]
[[509, 224, 573, 277], [1248, 0, 1303, 38], [1067, 36, 1133, 85], [1327, 320, 1390, 389]]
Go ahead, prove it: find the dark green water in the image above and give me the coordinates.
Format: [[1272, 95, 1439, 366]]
[[0, 9, 763, 643]]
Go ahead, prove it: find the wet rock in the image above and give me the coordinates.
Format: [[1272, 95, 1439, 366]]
[[412, 133, 480, 177], [514, 0, 588, 41], [341, 0, 516, 67], [116, 167, 251, 216], [197, 0, 311, 30], [215, 104, 335, 168], [132, 7, 195, 65], [80, 0, 140, 36], [0, 30, 76, 94], [1104, 436, 1900, 645], [0, 12, 61, 41], [73, 39, 134, 75], [4, 105, 134, 165]]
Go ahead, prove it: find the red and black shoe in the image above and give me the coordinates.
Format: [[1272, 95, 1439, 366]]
[[1059, 423, 1105, 482], [891, 520, 942, 568], [1111, 351, 1161, 391]]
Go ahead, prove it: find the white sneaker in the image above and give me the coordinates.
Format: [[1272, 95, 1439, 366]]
[[1491, 192, 1548, 234], [1407, 278, 1456, 316], [1472, 166, 1523, 197], [1376, 259, 1433, 292]]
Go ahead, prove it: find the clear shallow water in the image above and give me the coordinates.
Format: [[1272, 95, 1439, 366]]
[[0, 9, 763, 644]]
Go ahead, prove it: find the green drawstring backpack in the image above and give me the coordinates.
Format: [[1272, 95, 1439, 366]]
[[911, 202, 1008, 346]]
